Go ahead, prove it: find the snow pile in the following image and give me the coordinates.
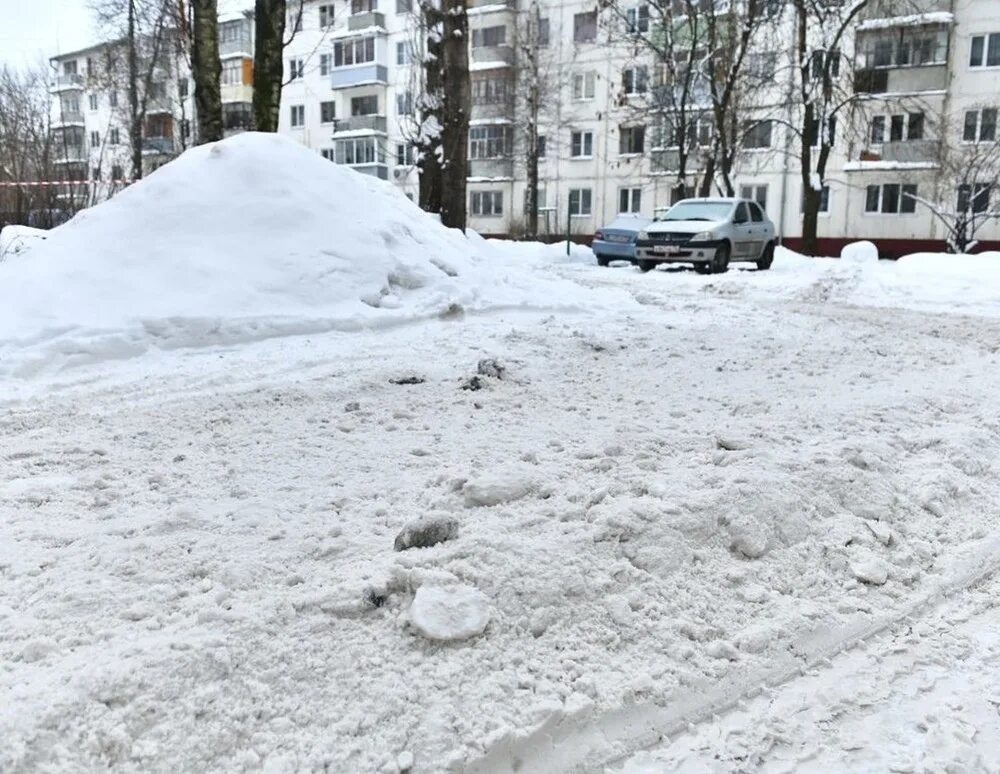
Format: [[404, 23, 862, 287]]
[[0, 224, 47, 262], [0, 133, 629, 380], [840, 240, 879, 265]]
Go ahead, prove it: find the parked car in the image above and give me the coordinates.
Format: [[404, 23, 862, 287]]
[[634, 198, 775, 274], [592, 215, 653, 267]]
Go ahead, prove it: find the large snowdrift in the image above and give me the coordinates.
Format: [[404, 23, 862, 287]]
[[0, 133, 626, 380]]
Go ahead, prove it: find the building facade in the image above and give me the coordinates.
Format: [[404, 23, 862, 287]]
[[48, 0, 1000, 253]]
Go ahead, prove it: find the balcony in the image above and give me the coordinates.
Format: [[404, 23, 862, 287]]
[[330, 64, 388, 90], [143, 136, 175, 155], [54, 145, 88, 164], [468, 158, 514, 178], [348, 11, 386, 30], [878, 139, 941, 163], [53, 111, 85, 126], [471, 45, 515, 66], [332, 115, 388, 135], [650, 149, 702, 173], [49, 74, 85, 92], [471, 100, 514, 121], [468, 0, 514, 7], [219, 32, 252, 57]]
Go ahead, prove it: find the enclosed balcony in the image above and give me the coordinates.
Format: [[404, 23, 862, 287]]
[[468, 158, 514, 178], [49, 74, 85, 93], [332, 115, 388, 134], [854, 15, 953, 94], [348, 11, 386, 30], [329, 32, 389, 90], [471, 45, 515, 66]]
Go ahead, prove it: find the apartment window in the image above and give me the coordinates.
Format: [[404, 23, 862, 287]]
[[396, 42, 411, 65], [524, 187, 547, 214], [537, 135, 546, 158], [571, 130, 594, 158], [63, 60, 78, 76], [572, 71, 596, 100], [396, 143, 415, 166], [870, 115, 885, 144], [111, 164, 123, 180], [88, 94, 98, 110], [109, 128, 120, 145], [619, 187, 642, 213], [865, 183, 917, 214], [864, 28, 948, 69], [109, 90, 118, 108], [397, 0, 412, 12], [335, 136, 383, 164], [963, 108, 997, 142], [290, 104, 305, 127], [807, 116, 837, 147], [743, 120, 773, 149], [320, 54, 331, 76], [472, 26, 507, 47], [957, 183, 992, 214], [321, 148, 336, 161], [469, 125, 512, 158], [626, 5, 650, 34], [90, 130, 100, 148], [653, 114, 711, 149], [538, 18, 550, 46], [471, 191, 504, 216], [319, 4, 335, 27], [619, 125, 645, 154], [623, 66, 647, 95], [222, 59, 242, 85], [740, 184, 768, 212], [809, 49, 840, 79], [178, 78, 189, 98], [351, 0, 375, 13], [287, 9, 302, 32], [569, 188, 593, 216], [148, 81, 166, 100], [801, 185, 831, 213], [472, 74, 511, 105], [62, 95, 80, 115], [747, 52, 777, 79], [334, 37, 376, 66], [970, 33, 1000, 67], [290, 59, 306, 80], [320, 101, 336, 123], [396, 91, 413, 115], [573, 11, 597, 43], [351, 95, 378, 115]]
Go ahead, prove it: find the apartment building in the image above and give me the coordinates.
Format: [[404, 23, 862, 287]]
[[49, 0, 1000, 252]]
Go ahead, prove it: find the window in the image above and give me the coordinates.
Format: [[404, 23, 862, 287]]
[[871, 112, 924, 143], [652, 114, 713, 149], [747, 52, 777, 79], [623, 66, 647, 95], [111, 164, 123, 180], [319, 3, 335, 27], [538, 18, 550, 46], [619, 125, 645, 154], [321, 148, 336, 161], [619, 187, 642, 213], [809, 48, 840, 79], [571, 130, 594, 158], [963, 108, 997, 142], [470, 191, 503, 216], [396, 42, 411, 65], [88, 94, 98, 110], [573, 11, 597, 43], [472, 26, 507, 47], [320, 54, 331, 76], [740, 184, 768, 212], [807, 116, 837, 148], [109, 128, 120, 145], [569, 188, 593, 216], [109, 91, 118, 108], [397, 0, 412, 12], [524, 187, 547, 214], [537, 135, 546, 157], [334, 136, 384, 164], [743, 120, 773, 149], [818, 185, 830, 212], [396, 91, 413, 115], [957, 183, 992, 214], [290, 104, 305, 127], [320, 101, 336, 123], [63, 60, 78, 76], [863, 28, 948, 68], [396, 143, 415, 166], [907, 112, 924, 140], [61, 95, 80, 115], [333, 38, 376, 66], [572, 71, 596, 100], [179, 78, 189, 98], [288, 58, 304, 80], [970, 33, 1000, 67], [469, 125, 512, 158], [865, 183, 917, 214], [626, 5, 650, 34], [748, 202, 765, 222], [90, 130, 100, 148], [351, 95, 378, 115], [222, 59, 242, 85], [472, 74, 511, 105], [870, 115, 885, 144], [351, 0, 375, 13], [287, 9, 302, 32], [148, 81, 166, 100]]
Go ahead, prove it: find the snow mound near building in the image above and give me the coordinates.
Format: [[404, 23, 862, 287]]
[[0, 133, 624, 380]]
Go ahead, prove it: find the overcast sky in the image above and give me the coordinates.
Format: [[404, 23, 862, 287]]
[[0, 0, 96, 70]]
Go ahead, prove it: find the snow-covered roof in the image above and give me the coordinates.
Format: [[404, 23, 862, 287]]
[[857, 12, 954, 31], [843, 160, 939, 171], [329, 25, 387, 40], [468, 118, 513, 126], [470, 61, 512, 72]]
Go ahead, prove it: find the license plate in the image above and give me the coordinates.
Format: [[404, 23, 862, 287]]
[[654, 245, 679, 255], [609, 234, 631, 243]]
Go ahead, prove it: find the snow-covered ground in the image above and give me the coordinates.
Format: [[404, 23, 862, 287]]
[[2, 135, 999, 773]]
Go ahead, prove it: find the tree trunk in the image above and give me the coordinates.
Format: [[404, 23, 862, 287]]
[[438, 0, 470, 231], [127, 0, 143, 180], [192, 0, 223, 143], [418, 3, 444, 215], [253, 0, 286, 132]]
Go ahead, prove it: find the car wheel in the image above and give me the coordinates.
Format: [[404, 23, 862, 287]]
[[711, 243, 731, 274], [638, 259, 656, 273], [596, 255, 610, 267], [694, 262, 712, 274], [756, 242, 774, 271]]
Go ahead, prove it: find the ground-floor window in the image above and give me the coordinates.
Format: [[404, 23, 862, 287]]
[[865, 183, 917, 214], [569, 188, 592, 216], [618, 187, 641, 213], [739, 184, 768, 212], [334, 137, 384, 165], [471, 190, 503, 216]]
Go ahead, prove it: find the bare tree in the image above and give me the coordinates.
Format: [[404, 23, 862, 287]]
[[192, 0, 223, 142], [253, 0, 287, 131]]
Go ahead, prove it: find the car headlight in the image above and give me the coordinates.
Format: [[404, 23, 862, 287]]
[[689, 231, 715, 242], [637, 230, 649, 240]]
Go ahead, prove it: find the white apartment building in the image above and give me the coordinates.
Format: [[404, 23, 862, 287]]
[[49, 0, 1000, 253]]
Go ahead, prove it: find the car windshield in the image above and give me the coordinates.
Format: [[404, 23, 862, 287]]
[[660, 202, 734, 222]]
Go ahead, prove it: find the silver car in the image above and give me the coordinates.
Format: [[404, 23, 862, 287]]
[[634, 198, 776, 274]]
